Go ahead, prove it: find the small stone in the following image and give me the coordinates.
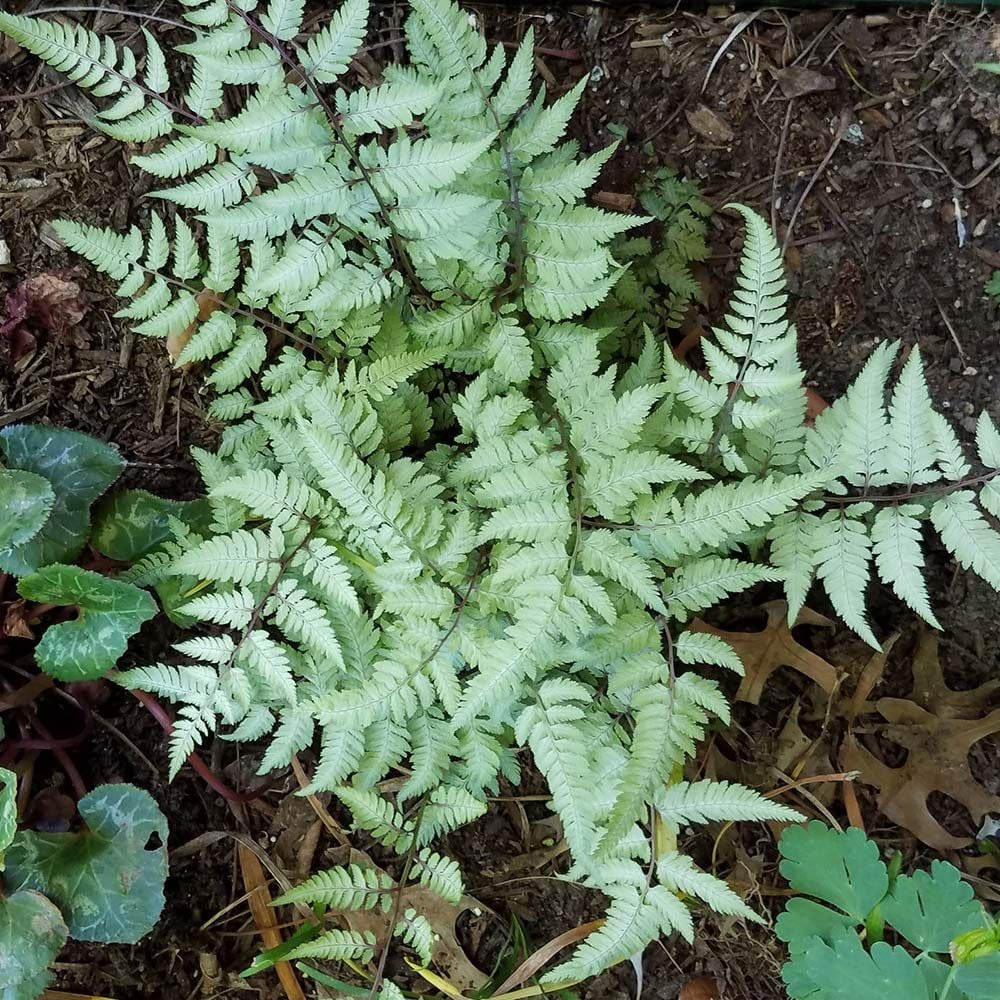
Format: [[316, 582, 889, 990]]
[[950, 357, 964, 373], [921, 198, 933, 209]]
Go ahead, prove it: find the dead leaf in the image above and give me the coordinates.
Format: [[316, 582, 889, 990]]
[[3, 598, 35, 639], [805, 386, 829, 425], [319, 847, 491, 992], [775, 66, 835, 99], [905, 629, 1000, 720], [592, 190, 637, 213], [679, 977, 721, 1000], [843, 699, 1000, 851], [846, 633, 898, 722], [491, 919, 604, 995], [166, 288, 225, 365], [684, 104, 735, 145], [0, 268, 87, 360], [775, 699, 835, 806], [691, 601, 838, 704]]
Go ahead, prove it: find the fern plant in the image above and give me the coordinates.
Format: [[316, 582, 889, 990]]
[[8, 0, 1000, 987]]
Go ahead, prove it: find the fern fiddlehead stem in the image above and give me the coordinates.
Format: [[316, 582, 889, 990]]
[[222, 1, 429, 300]]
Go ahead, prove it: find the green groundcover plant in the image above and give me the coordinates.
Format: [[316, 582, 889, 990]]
[[0, 423, 208, 681], [778, 822, 1000, 1000], [0, 768, 168, 999], [4, 0, 1000, 989]]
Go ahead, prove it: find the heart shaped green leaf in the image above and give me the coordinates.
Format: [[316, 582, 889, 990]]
[[0, 469, 54, 550], [0, 425, 123, 575], [0, 768, 16, 869], [779, 822, 888, 926], [882, 861, 985, 953], [91, 489, 213, 561], [17, 565, 156, 681], [0, 889, 69, 1000], [3, 783, 167, 943]]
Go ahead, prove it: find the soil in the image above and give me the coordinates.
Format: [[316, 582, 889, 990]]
[[3, 3, 1000, 999]]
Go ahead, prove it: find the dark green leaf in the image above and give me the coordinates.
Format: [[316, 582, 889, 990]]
[[792, 931, 929, 1000], [0, 767, 16, 867], [882, 861, 984, 953], [0, 469, 54, 549], [0, 889, 68, 999], [779, 822, 888, 923], [4, 783, 167, 943], [18, 565, 157, 681], [91, 490, 212, 562], [0, 425, 123, 575], [955, 953, 1000, 999]]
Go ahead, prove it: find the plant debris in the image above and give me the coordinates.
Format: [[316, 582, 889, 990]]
[[691, 601, 839, 704]]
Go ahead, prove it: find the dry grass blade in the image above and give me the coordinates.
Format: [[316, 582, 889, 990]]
[[237, 844, 307, 1000], [42, 993, 118, 1000], [702, 10, 761, 93], [490, 919, 604, 996], [291, 754, 350, 846]]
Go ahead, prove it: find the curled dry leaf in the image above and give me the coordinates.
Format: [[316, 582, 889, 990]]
[[592, 190, 637, 213], [0, 268, 87, 360], [843, 698, 1000, 851], [685, 104, 735, 144], [690, 600, 839, 704]]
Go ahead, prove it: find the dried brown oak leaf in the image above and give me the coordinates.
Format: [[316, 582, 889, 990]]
[[905, 629, 1000, 720], [843, 698, 1000, 851], [690, 600, 839, 704]]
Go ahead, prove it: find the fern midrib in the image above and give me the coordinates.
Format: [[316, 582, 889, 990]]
[[15, 14, 206, 126], [413, 0, 526, 301], [825, 468, 1000, 507], [224, 1, 428, 299]]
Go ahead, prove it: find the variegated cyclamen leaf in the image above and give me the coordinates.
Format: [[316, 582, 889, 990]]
[[0, 889, 68, 1000], [0, 767, 16, 869], [3, 783, 167, 943], [0, 469, 54, 550], [91, 489, 213, 561], [17, 565, 157, 681], [0, 425, 123, 575]]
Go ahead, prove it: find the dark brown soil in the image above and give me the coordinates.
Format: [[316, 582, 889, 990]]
[[3, 4, 1000, 999]]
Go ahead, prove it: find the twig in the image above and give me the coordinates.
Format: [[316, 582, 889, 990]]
[[771, 101, 794, 239], [780, 108, 852, 258], [918, 143, 1000, 191], [369, 805, 425, 999]]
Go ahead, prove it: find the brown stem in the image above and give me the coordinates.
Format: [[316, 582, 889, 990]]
[[127, 688, 271, 804]]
